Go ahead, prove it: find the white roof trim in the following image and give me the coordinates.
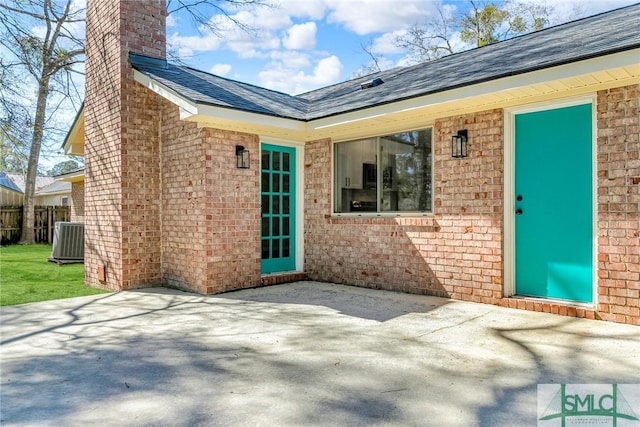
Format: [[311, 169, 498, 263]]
[[56, 169, 84, 182], [193, 104, 306, 132]]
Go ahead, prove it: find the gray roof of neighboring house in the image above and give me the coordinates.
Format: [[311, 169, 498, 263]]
[[0, 172, 22, 193], [36, 180, 71, 195], [4, 173, 55, 193], [131, 3, 640, 121]]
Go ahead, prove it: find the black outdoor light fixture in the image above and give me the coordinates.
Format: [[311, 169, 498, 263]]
[[452, 129, 468, 158], [235, 145, 250, 169]]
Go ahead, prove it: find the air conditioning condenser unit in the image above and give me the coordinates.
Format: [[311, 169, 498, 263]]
[[51, 222, 84, 263]]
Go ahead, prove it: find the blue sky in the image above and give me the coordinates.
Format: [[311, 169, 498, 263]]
[[166, 0, 638, 95]]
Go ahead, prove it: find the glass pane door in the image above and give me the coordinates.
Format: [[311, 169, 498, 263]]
[[261, 144, 296, 274]]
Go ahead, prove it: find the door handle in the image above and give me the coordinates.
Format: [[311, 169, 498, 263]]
[[515, 208, 523, 215]]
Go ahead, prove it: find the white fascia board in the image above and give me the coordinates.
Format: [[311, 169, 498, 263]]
[[132, 69, 198, 118], [56, 170, 84, 182], [193, 104, 306, 133], [308, 49, 640, 131]]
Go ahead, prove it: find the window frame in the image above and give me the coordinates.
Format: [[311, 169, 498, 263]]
[[332, 127, 434, 217]]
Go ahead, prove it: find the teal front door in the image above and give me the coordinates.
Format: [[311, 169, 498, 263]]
[[514, 103, 593, 303], [261, 144, 296, 274]]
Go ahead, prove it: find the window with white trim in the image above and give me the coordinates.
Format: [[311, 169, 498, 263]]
[[334, 128, 433, 214]]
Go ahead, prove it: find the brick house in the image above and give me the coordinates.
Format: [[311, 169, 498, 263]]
[[65, 0, 639, 324]]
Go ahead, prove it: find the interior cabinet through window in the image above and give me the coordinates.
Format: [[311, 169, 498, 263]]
[[334, 128, 432, 214]]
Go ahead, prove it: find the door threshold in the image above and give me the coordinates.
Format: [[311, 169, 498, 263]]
[[501, 296, 597, 320], [261, 272, 307, 286], [511, 294, 594, 309]]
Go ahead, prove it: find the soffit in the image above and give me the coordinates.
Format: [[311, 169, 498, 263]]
[[62, 111, 85, 156]]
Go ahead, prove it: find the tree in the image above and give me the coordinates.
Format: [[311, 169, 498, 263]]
[[0, 0, 84, 244], [395, 6, 457, 63], [387, 0, 551, 67], [46, 159, 82, 176], [460, 0, 549, 47], [0, 120, 28, 173], [0, 0, 271, 244]]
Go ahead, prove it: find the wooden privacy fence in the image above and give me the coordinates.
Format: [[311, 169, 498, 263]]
[[0, 206, 71, 245]]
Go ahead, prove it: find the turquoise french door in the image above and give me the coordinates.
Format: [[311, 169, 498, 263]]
[[261, 144, 296, 274], [514, 103, 593, 303]]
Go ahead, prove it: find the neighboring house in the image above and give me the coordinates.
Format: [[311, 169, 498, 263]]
[[55, 168, 84, 222], [0, 172, 23, 206], [0, 173, 71, 206], [35, 180, 72, 206], [66, 0, 639, 324]]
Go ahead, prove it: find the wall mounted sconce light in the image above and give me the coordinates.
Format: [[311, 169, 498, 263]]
[[452, 130, 468, 158], [235, 145, 250, 169]]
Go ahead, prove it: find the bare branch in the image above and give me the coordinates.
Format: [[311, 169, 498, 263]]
[[167, 0, 273, 38]]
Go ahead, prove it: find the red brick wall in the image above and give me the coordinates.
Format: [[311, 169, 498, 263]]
[[86, 0, 262, 294], [597, 84, 640, 325], [85, 0, 165, 290], [160, 101, 261, 294], [70, 181, 84, 222], [159, 101, 208, 291], [202, 128, 262, 293], [304, 109, 504, 302], [85, 0, 123, 290]]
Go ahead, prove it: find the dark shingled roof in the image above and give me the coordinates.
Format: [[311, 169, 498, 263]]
[[131, 3, 640, 122]]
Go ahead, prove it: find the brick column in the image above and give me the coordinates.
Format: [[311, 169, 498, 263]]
[[85, 0, 165, 290], [596, 84, 640, 324]]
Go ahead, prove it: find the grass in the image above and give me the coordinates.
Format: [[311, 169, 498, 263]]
[[0, 244, 109, 306]]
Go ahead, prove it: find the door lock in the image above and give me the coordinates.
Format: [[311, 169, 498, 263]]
[[515, 208, 523, 215], [516, 195, 523, 201]]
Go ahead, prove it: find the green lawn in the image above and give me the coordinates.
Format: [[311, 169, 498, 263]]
[[0, 244, 109, 306]]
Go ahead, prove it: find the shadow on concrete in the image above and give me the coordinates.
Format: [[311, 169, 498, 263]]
[[474, 317, 640, 426], [217, 281, 449, 322], [1, 284, 639, 426]]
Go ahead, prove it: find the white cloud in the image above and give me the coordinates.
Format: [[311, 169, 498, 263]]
[[324, 0, 439, 35], [223, 8, 292, 31], [282, 22, 317, 50], [309, 55, 343, 83], [168, 32, 223, 58], [210, 63, 232, 76], [273, 0, 327, 20], [270, 51, 312, 69], [371, 30, 406, 55], [166, 14, 178, 28], [258, 55, 343, 94], [547, 0, 637, 24]]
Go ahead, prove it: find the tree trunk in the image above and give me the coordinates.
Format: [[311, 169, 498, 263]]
[[19, 76, 49, 244]]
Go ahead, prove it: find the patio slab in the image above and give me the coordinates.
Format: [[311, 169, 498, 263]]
[[1, 281, 638, 426]]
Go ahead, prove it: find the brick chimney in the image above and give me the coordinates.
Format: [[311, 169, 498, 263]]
[[84, 0, 166, 290]]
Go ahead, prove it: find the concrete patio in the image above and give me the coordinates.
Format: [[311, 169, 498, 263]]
[[1, 281, 638, 426]]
